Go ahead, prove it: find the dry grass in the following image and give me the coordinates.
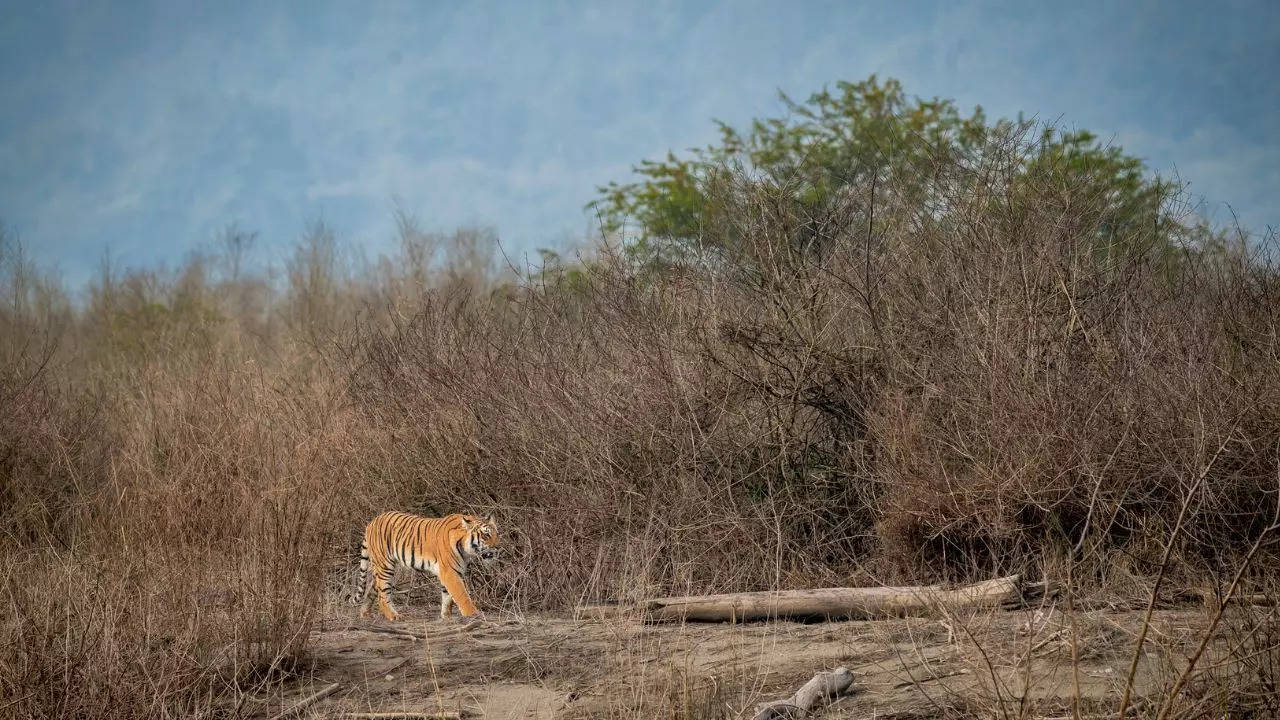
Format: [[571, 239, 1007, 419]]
[[2, 122, 1279, 718]]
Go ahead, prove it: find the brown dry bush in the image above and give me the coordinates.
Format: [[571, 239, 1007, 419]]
[[1, 235, 366, 717], [1, 357, 353, 717]]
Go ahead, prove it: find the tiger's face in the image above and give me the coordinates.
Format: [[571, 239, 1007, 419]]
[[461, 514, 501, 565]]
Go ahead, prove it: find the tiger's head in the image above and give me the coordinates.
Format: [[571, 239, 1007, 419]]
[[459, 514, 501, 565]]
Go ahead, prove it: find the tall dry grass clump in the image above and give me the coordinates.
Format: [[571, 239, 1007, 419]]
[[0, 229, 380, 717]]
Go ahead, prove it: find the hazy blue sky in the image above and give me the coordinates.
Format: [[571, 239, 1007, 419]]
[[2, 0, 1276, 287]]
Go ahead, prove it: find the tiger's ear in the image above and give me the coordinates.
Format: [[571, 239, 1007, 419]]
[[485, 514, 496, 526], [459, 516, 472, 530]]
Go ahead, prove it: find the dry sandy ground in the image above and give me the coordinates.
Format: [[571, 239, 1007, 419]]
[[253, 604, 1200, 719]]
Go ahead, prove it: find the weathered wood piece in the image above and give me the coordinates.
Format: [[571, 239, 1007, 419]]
[[753, 666, 854, 720], [576, 575, 1021, 623]]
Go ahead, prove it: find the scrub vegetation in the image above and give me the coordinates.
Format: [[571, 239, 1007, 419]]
[[3, 77, 1278, 719]]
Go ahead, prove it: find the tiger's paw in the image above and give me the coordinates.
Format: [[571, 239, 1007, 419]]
[[459, 612, 487, 626]]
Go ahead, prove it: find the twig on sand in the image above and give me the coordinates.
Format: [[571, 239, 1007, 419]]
[[269, 682, 340, 720], [893, 668, 969, 689], [357, 625, 425, 641], [370, 656, 413, 679], [354, 620, 494, 641], [335, 707, 465, 712]]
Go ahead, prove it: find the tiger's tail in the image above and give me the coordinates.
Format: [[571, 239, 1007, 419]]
[[355, 538, 370, 604]]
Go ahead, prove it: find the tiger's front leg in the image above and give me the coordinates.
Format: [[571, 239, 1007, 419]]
[[440, 590, 455, 619], [438, 567, 482, 620]]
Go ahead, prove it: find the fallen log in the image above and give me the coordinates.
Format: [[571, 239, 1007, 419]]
[[753, 666, 854, 720], [576, 575, 1021, 623]]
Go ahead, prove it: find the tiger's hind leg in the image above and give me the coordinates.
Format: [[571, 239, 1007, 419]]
[[371, 563, 401, 622]]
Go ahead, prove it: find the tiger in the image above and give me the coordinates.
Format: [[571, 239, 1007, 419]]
[[357, 510, 501, 622]]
